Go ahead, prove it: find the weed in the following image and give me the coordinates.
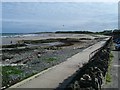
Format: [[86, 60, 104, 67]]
[[2, 66, 22, 75], [105, 51, 113, 84], [44, 57, 57, 63]]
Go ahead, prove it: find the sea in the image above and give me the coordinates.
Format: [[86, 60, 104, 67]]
[[1, 33, 39, 38], [1, 33, 44, 45], [1, 32, 61, 45]]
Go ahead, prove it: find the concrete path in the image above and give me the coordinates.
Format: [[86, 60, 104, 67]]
[[9, 38, 109, 89]]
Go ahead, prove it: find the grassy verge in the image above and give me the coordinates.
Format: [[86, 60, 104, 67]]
[[105, 51, 113, 84]]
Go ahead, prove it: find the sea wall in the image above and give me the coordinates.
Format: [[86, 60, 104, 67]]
[[65, 37, 113, 90]]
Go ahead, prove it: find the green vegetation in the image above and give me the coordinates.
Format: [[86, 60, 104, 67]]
[[2, 66, 23, 87], [105, 71, 111, 83], [44, 57, 57, 63], [109, 52, 113, 60], [105, 51, 113, 84], [2, 66, 22, 75]]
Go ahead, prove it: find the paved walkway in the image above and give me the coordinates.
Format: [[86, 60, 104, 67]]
[[9, 38, 109, 89]]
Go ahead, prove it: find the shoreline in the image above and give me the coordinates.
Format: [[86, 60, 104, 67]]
[[1, 33, 107, 45], [8, 38, 108, 89], [1, 34, 109, 89]]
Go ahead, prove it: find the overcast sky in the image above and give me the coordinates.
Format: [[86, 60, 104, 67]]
[[2, 2, 118, 33], [1, 0, 119, 2]]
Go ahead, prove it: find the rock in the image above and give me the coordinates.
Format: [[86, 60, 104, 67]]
[[37, 54, 41, 58], [5, 59, 10, 62]]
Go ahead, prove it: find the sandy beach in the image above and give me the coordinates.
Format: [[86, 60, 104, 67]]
[[2, 33, 107, 45]]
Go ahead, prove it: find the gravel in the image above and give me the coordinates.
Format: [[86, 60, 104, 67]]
[[1, 39, 101, 88]]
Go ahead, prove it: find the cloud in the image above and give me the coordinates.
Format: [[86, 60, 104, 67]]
[[1, 0, 119, 2], [2, 2, 118, 33]]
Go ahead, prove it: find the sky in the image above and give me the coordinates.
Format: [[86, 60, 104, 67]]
[[1, 0, 119, 2], [2, 2, 118, 33]]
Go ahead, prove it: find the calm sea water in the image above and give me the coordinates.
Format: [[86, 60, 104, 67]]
[[1, 33, 60, 45], [2, 33, 38, 38], [1, 33, 40, 45], [1, 32, 57, 38]]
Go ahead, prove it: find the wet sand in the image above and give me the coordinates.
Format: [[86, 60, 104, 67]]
[[2, 33, 107, 45]]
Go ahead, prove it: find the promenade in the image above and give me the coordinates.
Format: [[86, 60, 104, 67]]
[[9, 38, 109, 89]]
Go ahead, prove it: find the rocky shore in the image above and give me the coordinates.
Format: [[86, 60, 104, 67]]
[[1, 34, 108, 89]]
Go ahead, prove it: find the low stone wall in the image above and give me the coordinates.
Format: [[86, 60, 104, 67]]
[[66, 37, 112, 90]]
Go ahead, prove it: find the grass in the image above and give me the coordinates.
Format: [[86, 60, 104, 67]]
[[2, 66, 22, 75], [105, 51, 113, 84], [44, 57, 57, 63], [109, 52, 114, 59], [105, 68, 111, 83], [2, 66, 23, 87]]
